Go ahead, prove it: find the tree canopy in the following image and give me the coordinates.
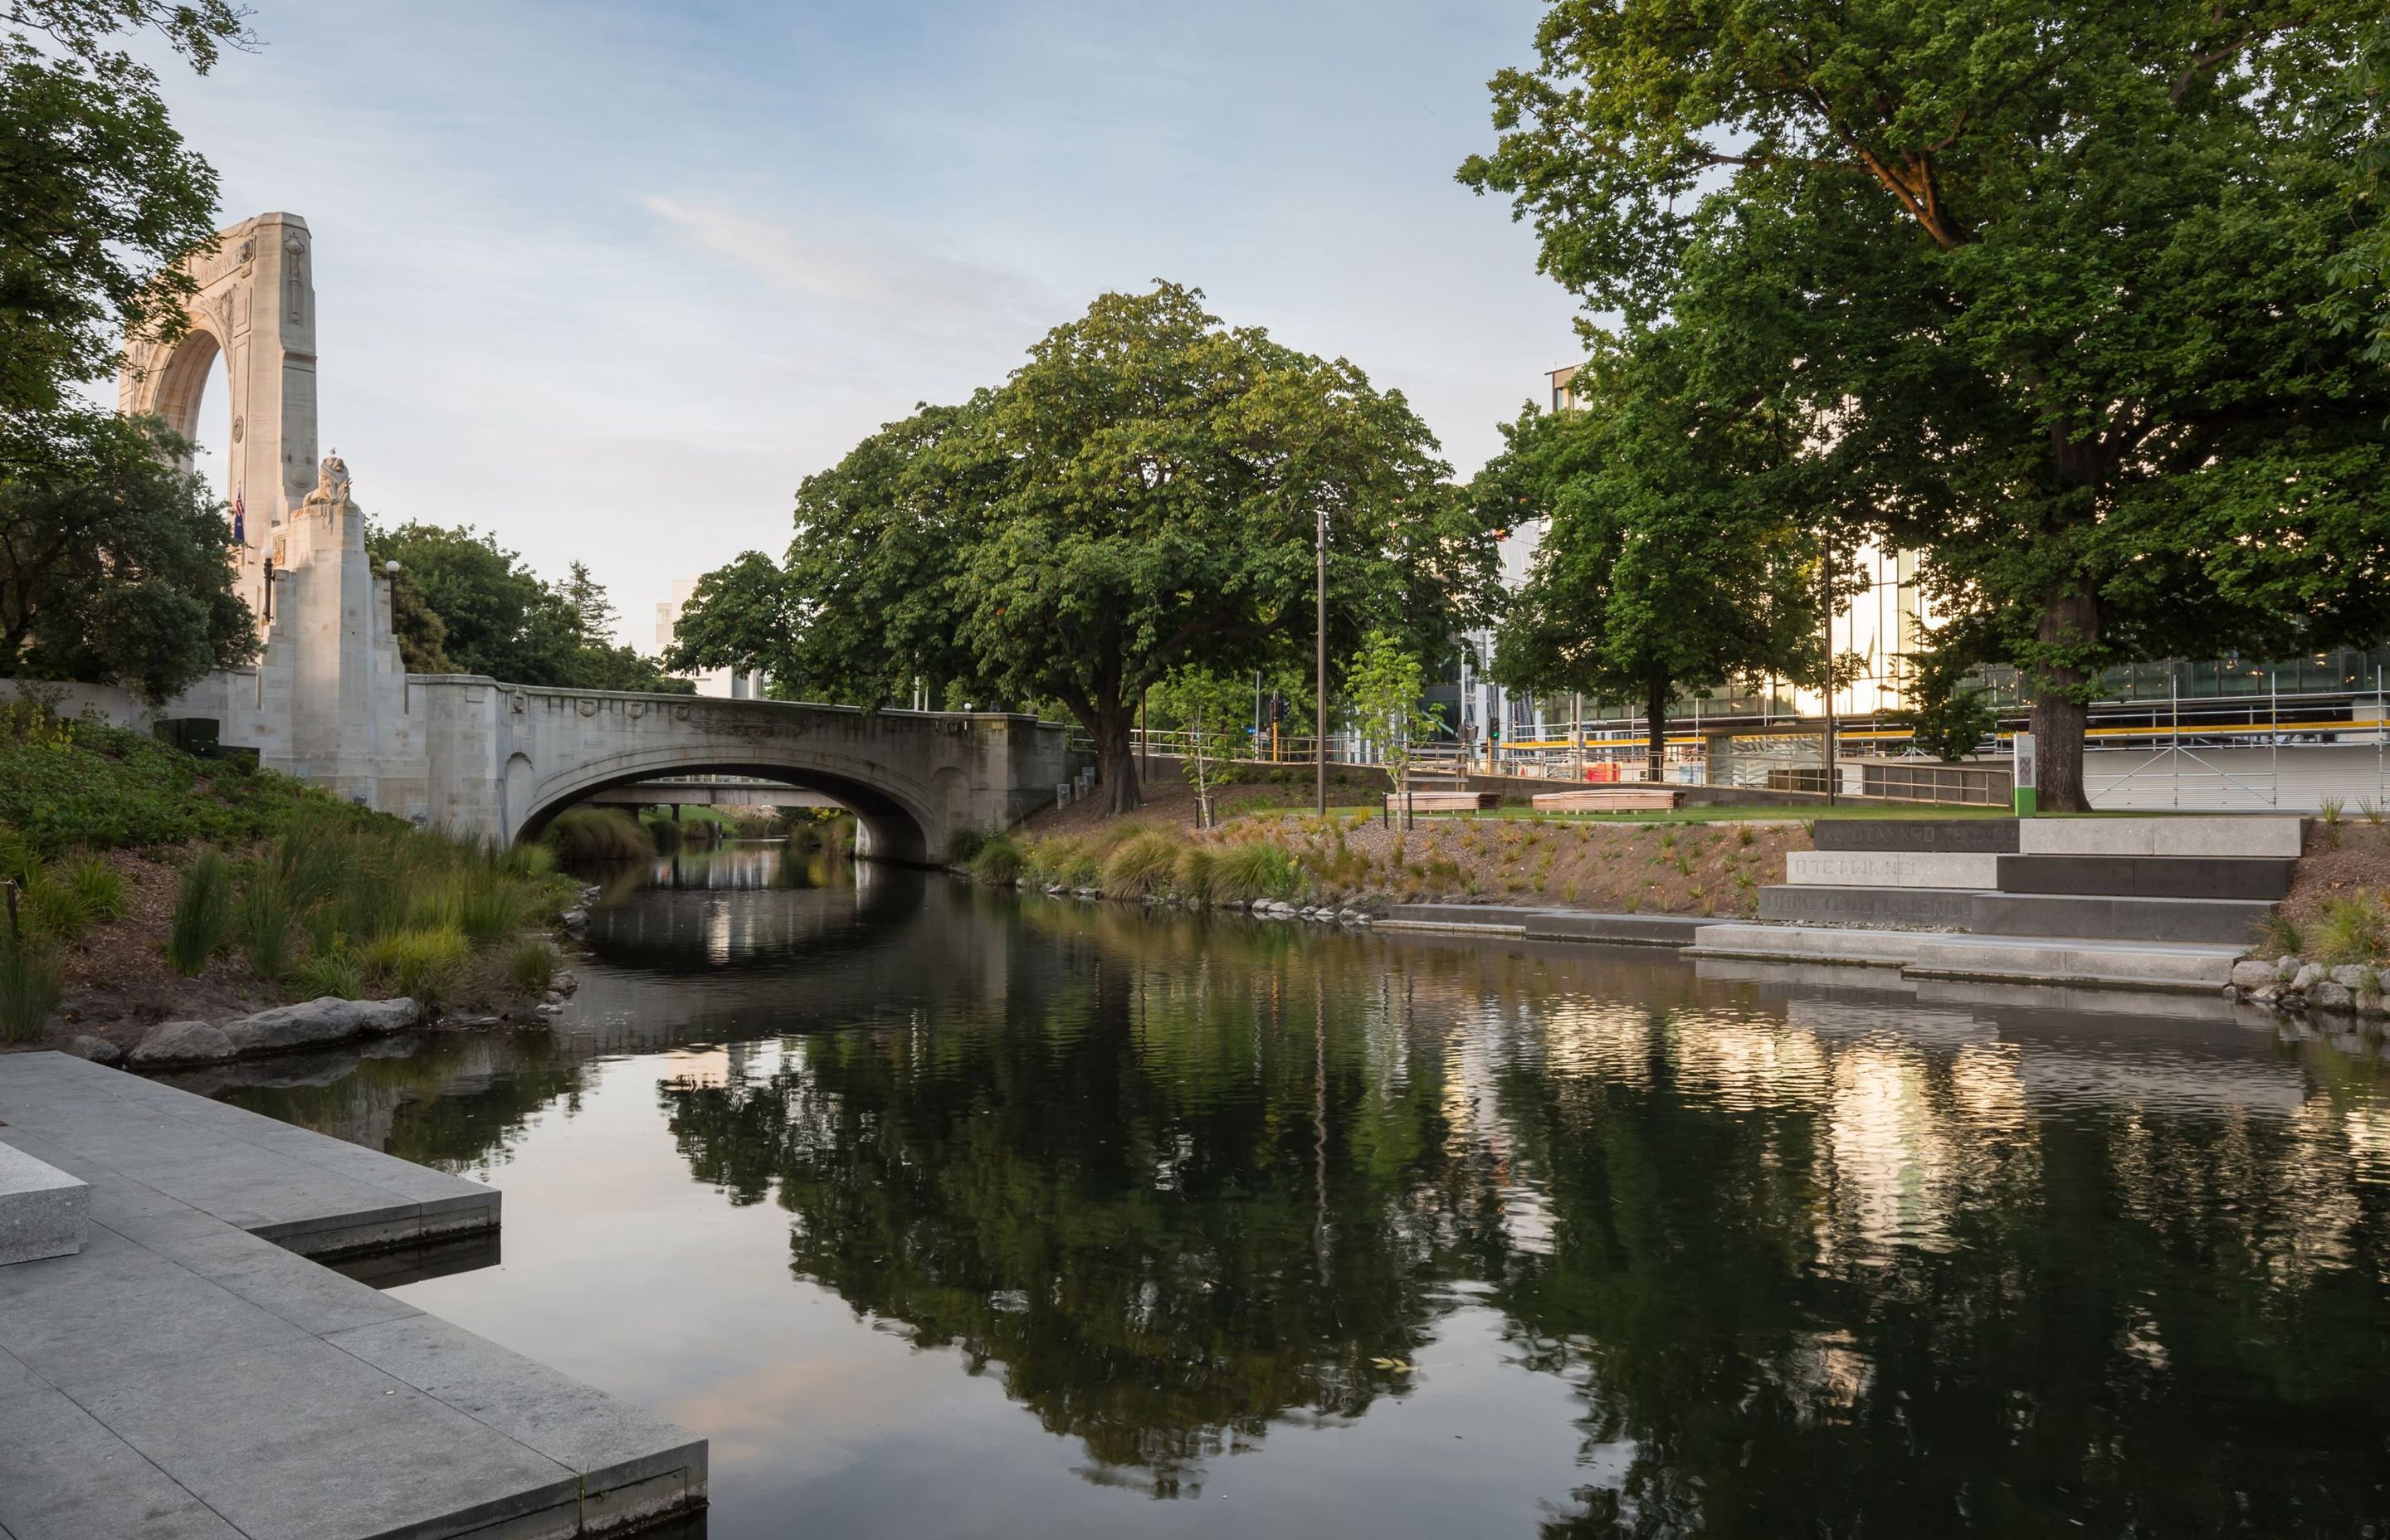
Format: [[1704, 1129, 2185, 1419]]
[[1480, 335, 1834, 776], [368, 523, 691, 693], [1464, 0, 2390, 808], [0, 410, 256, 699], [671, 283, 1498, 811]]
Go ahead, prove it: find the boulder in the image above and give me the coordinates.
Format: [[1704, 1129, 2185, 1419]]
[[558, 909, 589, 930], [2291, 963, 2327, 993], [129, 1020, 236, 1067], [2331, 965, 2375, 993], [2277, 955, 2302, 979], [217, 997, 422, 1055], [2230, 959, 2278, 992], [2312, 980, 2356, 1012], [63, 1035, 121, 1066]]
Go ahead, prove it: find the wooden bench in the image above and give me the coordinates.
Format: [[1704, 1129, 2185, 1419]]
[[1531, 787, 1685, 812], [1383, 790, 1502, 814]]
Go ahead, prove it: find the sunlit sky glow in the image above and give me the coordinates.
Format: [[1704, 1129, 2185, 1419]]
[[104, 0, 1583, 646]]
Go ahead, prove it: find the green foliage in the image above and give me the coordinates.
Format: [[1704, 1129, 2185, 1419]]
[[1463, 0, 2390, 810], [59, 853, 123, 923], [1343, 631, 1438, 792], [1102, 831, 1183, 899], [1150, 665, 1252, 826], [0, 926, 60, 1041], [968, 832, 1027, 885], [1212, 841, 1299, 903], [1173, 845, 1221, 904], [284, 949, 363, 1002], [2254, 911, 2305, 957], [1, 412, 258, 699], [505, 935, 558, 996], [544, 807, 656, 863], [2313, 892, 2390, 964], [1480, 344, 1830, 773], [165, 846, 232, 975], [235, 865, 295, 981], [368, 523, 693, 692], [670, 282, 1497, 811], [360, 926, 471, 1008], [1891, 636, 2001, 763], [945, 826, 989, 865], [452, 865, 530, 945]]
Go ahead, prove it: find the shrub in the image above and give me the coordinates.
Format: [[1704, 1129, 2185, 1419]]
[[1213, 841, 1299, 903], [237, 869, 299, 981], [166, 849, 237, 976], [503, 841, 557, 879], [1027, 836, 1094, 888], [2311, 891, 2389, 965], [0, 930, 61, 1042], [21, 875, 93, 942], [361, 926, 472, 1006], [947, 827, 990, 865], [545, 808, 655, 863], [0, 829, 40, 886], [2252, 909, 2304, 957], [61, 856, 126, 924], [1104, 831, 1183, 899], [454, 869, 531, 945], [968, 833, 1027, 885], [507, 935, 559, 996], [285, 950, 363, 1001], [1175, 846, 1221, 904]]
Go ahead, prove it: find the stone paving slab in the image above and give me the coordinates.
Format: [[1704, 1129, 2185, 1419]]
[[0, 1053, 707, 1539]]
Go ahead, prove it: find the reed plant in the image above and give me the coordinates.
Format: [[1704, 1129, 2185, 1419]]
[[166, 849, 237, 975], [237, 866, 299, 981], [0, 928, 61, 1041], [507, 935, 558, 995]]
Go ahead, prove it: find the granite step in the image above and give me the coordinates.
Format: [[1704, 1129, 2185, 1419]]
[[1759, 884, 2274, 944]]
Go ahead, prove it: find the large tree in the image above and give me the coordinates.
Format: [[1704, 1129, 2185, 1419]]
[[1481, 335, 1836, 779], [1464, 0, 2390, 810], [673, 284, 1497, 812], [0, 410, 256, 699], [369, 523, 691, 693], [0, 0, 245, 416]]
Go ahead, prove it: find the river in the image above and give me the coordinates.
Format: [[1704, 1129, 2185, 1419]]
[[179, 841, 2390, 1537]]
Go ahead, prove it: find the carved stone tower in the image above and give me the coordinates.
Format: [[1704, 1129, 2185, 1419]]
[[117, 212, 319, 621]]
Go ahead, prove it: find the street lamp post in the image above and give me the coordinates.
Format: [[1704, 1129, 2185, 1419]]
[[1314, 503, 1329, 816]]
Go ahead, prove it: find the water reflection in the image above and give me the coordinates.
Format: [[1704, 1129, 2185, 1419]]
[[204, 844, 2390, 1537]]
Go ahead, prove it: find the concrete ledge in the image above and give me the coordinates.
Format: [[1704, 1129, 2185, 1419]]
[[1994, 854, 2295, 899], [0, 1053, 707, 1539], [2017, 816, 2305, 858], [1760, 884, 2274, 943], [0, 1139, 89, 1265], [1788, 850, 2002, 889], [1686, 924, 2242, 992], [1377, 904, 1718, 947], [1812, 818, 2020, 853], [1759, 885, 1981, 929]]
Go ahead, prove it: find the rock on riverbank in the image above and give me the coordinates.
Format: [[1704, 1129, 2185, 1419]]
[[127, 996, 424, 1068]]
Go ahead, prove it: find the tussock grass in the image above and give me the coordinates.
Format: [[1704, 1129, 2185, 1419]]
[[2311, 891, 2389, 966], [0, 929, 61, 1041], [167, 850, 237, 976], [361, 926, 472, 1007], [507, 936, 559, 995], [545, 807, 655, 862], [285, 950, 363, 1001], [968, 833, 1027, 885]]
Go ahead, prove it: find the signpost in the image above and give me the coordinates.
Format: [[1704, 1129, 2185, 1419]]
[[2013, 731, 2036, 817]]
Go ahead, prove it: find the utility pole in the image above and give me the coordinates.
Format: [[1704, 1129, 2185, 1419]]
[[1821, 539, 1837, 807], [1315, 503, 1329, 816]]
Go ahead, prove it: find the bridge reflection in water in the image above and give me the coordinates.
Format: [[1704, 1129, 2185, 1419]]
[[179, 846, 2390, 1540]]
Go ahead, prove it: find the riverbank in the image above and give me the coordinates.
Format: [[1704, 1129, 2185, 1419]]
[[0, 703, 581, 1060]]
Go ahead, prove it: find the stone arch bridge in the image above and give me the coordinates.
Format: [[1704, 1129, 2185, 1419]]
[[77, 210, 1070, 860]]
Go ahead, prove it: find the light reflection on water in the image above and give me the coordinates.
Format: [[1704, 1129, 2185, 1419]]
[[186, 841, 2390, 1538]]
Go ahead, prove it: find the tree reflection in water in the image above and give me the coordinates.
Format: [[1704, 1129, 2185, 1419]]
[[649, 895, 2390, 1532], [202, 853, 2390, 1534]]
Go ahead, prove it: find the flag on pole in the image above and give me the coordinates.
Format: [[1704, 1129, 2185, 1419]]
[[232, 487, 245, 546]]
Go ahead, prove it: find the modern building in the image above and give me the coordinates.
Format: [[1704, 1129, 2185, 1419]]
[[656, 578, 766, 700]]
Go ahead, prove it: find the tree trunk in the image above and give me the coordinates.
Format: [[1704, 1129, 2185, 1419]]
[[1095, 699, 1142, 815], [1645, 677, 1669, 784], [2030, 588, 2098, 813]]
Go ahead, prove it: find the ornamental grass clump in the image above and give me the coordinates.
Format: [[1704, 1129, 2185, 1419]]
[[237, 865, 299, 982], [1174, 845, 1222, 904], [544, 807, 655, 863], [166, 848, 237, 976], [1103, 831, 1183, 899], [61, 855, 125, 924], [1213, 841, 1299, 903], [507, 935, 559, 996], [0, 928, 61, 1042], [968, 833, 1027, 885], [284, 949, 363, 1001], [361, 926, 472, 1007], [2311, 890, 2390, 966]]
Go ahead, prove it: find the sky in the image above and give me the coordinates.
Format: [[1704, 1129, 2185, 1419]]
[[124, 0, 1583, 650]]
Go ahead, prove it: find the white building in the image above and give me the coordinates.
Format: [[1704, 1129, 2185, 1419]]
[[656, 578, 766, 700]]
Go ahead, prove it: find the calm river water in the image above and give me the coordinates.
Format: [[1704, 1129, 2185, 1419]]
[[187, 842, 2390, 1538]]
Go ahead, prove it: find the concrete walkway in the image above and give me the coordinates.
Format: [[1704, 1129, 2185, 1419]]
[[0, 1052, 705, 1540]]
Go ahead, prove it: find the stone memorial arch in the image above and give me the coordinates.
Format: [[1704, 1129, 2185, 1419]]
[[117, 211, 318, 620]]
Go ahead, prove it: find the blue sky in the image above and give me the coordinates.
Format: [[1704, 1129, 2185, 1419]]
[[136, 0, 1582, 646]]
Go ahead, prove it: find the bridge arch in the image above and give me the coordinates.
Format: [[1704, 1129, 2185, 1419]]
[[513, 751, 942, 865]]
